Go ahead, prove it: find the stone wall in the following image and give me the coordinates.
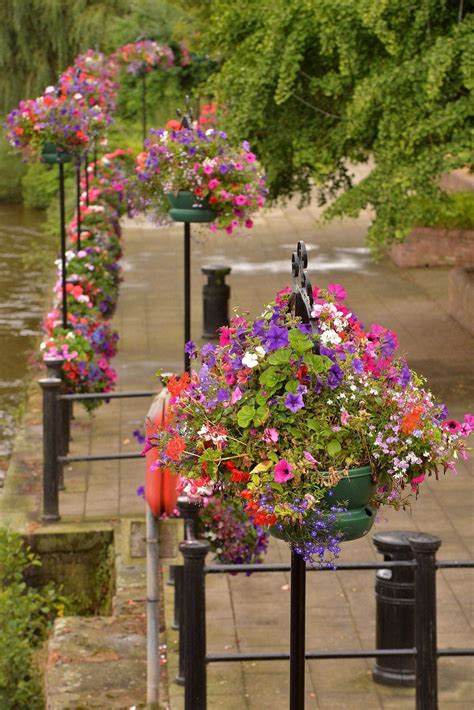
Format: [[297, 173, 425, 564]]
[[449, 267, 474, 335], [390, 227, 474, 268]]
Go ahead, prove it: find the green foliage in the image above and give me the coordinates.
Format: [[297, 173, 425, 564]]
[[0, 528, 61, 709], [196, 0, 474, 254], [22, 163, 60, 209], [410, 191, 474, 230], [0, 135, 26, 202]]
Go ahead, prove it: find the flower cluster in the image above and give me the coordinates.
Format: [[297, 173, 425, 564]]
[[198, 494, 269, 568], [147, 285, 472, 562], [113, 40, 175, 76], [134, 126, 267, 233], [40, 149, 135, 408], [58, 50, 119, 114], [4, 88, 111, 160]]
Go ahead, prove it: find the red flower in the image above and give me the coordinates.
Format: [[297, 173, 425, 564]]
[[165, 435, 186, 461], [167, 372, 191, 397]]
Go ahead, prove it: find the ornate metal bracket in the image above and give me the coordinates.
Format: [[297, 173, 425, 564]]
[[176, 95, 193, 129], [290, 241, 319, 339]]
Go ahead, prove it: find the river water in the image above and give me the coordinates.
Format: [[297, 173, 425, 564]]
[[0, 204, 54, 472]]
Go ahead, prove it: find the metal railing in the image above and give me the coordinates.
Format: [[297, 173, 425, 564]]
[[39, 357, 157, 520], [173, 500, 474, 710]]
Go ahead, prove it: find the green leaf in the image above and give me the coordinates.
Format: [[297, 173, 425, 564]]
[[259, 367, 286, 389], [253, 405, 270, 427], [268, 348, 292, 365], [306, 417, 320, 432], [237, 404, 256, 428], [289, 329, 313, 354], [327, 439, 342, 457], [285, 379, 299, 393], [303, 353, 332, 373]]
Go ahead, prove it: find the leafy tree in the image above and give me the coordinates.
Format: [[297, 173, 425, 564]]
[[195, 0, 473, 253]]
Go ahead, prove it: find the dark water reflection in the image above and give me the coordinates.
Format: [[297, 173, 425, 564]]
[[0, 204, 53, 463]]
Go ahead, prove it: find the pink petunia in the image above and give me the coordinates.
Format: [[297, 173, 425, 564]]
[[274, 459, 294, 483], [208, 178, 219, 190], [231, 387, 243, 405], [327, 283, 347, 301], [219, 327, 233, 346], [411, 473, 425, 491], [263, 428, 279, 443], [442, 420, 462, 434], [303, 451, 318, 466]]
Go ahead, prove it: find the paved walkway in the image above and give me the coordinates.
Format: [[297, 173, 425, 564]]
[[1, 198, 473, 708]]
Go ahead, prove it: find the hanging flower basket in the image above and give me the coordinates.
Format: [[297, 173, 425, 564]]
[[167, 191, 216, 223], [133, 126, 267, 234], [41, 142, 72, 165], [144, 246, 473, 565]]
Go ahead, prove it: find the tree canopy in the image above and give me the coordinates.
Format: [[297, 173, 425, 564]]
[[196, 0, 473, 252]]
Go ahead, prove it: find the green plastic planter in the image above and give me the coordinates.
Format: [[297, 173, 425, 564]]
[[167, 191, 216, 223], [270, 465, 377, 543], [41, 143, 72, 165]]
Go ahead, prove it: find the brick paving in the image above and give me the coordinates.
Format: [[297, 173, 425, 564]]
[[1, 198, 473, 708]]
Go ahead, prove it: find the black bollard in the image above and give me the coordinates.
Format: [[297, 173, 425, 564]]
[[201, 265, 231, 339], [39, 378, 61, 522], [410, 533, 441, 710], [44, 357, 67, 490], [180, 537, 210, 709], [372, 531, 417, 686]]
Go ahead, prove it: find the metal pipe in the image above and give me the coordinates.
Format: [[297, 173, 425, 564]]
[[76, 157, 81, 251], [84, 151, 90, 206], [184, 222, 191, 373], [206, 648, 418, 663], [410, 534, 442, 710], [59, 162, 68, 329], [60, 390, 156, 401], [171, 565, 182, 629], [39, 377, 61, 522], [142, 72, 147, 142], [290, 549, 306, 710], [146, 505, 160, 708], [204, 560, 418, 574], [59, 452, 143, 463]]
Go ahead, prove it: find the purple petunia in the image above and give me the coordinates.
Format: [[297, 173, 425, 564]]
[[265, 325, 289, 352], [284, 391, 304, 413]]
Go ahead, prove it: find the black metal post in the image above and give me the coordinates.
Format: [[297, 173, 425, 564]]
[[44, 357, 66, 490], [201, 265, 231, 338], [167, 563, 176, 587], [76, 157, 82, 251], [175, 565, 185, 686], [59, 162, 68, 330], [141, 72, 147, 142], [84, 151, 90, 206], [39, 377, 61, 522], [177, 495, 199, 538], [410, 534, 441, 710], [184, 222, 191, 373], [290, 549, 306, 710], [180, 538, 210, 710]]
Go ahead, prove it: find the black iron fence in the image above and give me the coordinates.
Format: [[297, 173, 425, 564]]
[[172, 500, 474, 710], [39, 356, 157, 520]]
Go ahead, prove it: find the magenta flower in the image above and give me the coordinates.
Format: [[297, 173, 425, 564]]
[[274, 459, 294, 483], [442, 420, 462, 434], [411, 473, 425, 490], [208, 178, 219, 190], [234, 195, 247, 206], [303, 451, 318, 466], [327, 283, 347, 301], [231, 386, 243, 405]]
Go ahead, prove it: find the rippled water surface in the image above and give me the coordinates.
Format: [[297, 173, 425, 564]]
[[0, 204, 51, 463]]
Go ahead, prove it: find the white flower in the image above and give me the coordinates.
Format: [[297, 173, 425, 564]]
[[242, 352, 259, 368], [311, 304, 323, 317], [74, 92, 83, 100], [320, 329, 341, 346], [255, 346, 266, 359]]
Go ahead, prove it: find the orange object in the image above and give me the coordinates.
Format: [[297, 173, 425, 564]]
[[145, 387, 178, 516]]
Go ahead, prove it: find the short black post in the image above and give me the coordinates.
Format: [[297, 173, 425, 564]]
[[39, 377, 61, 522], [372, 531, 417, 686], [409, 534, 441, 710], [59, 162, 68, 329], [184, 222, 191, 373], [180, 538, 209, 710], [201, 265, 231, 338], [75, 157, 82, 251], [177, 495, 200, 539], [172, 564, 182, 630], [175, 565, 185, 686], [290, 549, 306, 710], [44, 357, 66, 490]]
